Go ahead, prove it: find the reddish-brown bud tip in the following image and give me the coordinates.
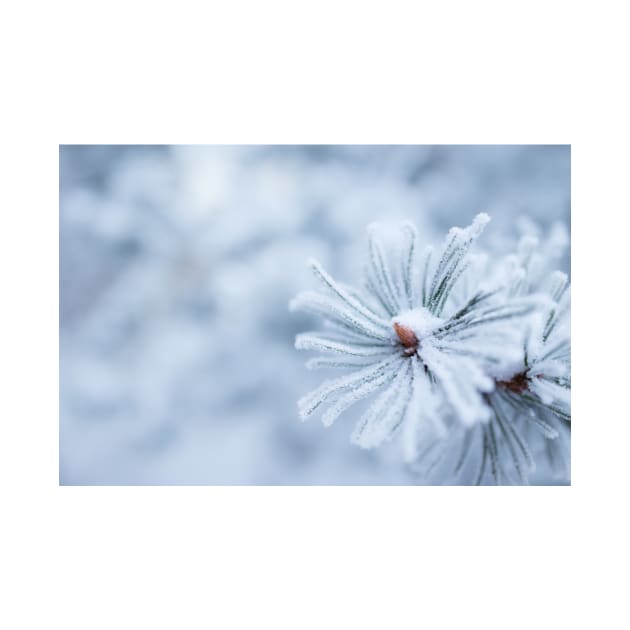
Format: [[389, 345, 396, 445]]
[[497, 371, 530, 394], [393, 322, 418, 349]]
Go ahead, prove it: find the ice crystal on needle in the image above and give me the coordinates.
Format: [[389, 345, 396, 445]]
[[290, 215, 571, 484]]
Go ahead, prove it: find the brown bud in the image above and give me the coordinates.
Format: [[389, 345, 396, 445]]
[[393, 322, 418, 351], [497, 371, 530, 394]]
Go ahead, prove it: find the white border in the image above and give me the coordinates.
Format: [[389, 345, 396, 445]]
[[2, 1, 628, 628]]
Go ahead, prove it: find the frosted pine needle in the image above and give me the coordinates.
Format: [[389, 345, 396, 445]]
[[290, 215, 550, 462]]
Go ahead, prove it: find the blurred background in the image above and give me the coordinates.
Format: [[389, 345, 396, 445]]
[[59, 145, 570, 484]]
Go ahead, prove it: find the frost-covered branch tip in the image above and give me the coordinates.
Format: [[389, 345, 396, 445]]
[[290, 215, 570, 485]]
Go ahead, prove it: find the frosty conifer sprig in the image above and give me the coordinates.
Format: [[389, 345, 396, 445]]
[[290, 214, 557, 464], [290, 215, 571, 484]]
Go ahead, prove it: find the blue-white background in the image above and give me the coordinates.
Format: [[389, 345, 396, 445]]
[[60, 145, 570, 484]]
